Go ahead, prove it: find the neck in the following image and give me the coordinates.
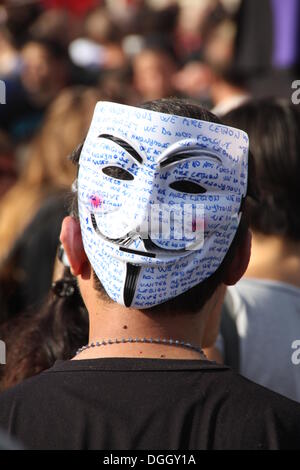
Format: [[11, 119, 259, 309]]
[[245, 232, 300, 288], [73, 288, 221, 361]]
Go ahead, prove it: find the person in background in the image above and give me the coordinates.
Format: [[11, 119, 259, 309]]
[[28, 7, 82, 49], [132, 38, 179, 101], [0, 260, 88, 392], [172, 59, 213, 103], [173, 60, 249, 115], [0, 86, 101, 322], [173, 2, 250, 114], [206, 99, 300, 403], [0, 37, 70, 141], [83, 6, 126, 71], [209, 66, 250, 116], [202, 7, 250, 115]]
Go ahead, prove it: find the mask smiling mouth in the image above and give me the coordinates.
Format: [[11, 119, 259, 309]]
[[90, 213, 194, 258], [90, 213, 157, 258]]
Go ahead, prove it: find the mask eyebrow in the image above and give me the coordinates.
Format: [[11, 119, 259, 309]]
[[99, 134, 143, 164], [160, 150, 222, 168]]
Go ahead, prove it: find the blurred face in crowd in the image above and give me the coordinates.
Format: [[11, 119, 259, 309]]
[[20, 41, 67, 101], [173, 61, 213, 99], [133, 49, 177, 101], [203, 21, 235, 70], [104, 43, 127, 69]]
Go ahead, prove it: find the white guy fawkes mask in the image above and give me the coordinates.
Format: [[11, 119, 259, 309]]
[[77, 102, 249, 308]]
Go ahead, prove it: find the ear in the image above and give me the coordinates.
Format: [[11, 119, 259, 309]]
[[60, 216, 90, 279], [223, 229, 252, 286]]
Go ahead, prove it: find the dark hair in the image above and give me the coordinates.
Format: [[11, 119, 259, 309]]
[[21, 37, 68, 61], [0, 267, 88, 391], [223, 98, 300, 241], [199, 3, 248, 88], [139, 35, 178, 64], [201, 2, 234, 43], [70, 98, 254, 314]]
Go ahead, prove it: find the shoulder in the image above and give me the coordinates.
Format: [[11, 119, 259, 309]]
[[0, 368, 59, 416], [196, 367, 300, 449], [0, 366, 76, 449], [224, 370, 300, 445], [228, 369, 300, 410]]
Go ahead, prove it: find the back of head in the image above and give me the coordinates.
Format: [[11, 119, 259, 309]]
[[223, 99, 300, 241]]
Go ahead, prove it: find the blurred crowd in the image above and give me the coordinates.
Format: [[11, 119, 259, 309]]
[[0, 0, 299, 402]]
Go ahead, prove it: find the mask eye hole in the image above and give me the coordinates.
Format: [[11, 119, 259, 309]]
[[102, 166, 134, 181], [169, 180, 207, 194]]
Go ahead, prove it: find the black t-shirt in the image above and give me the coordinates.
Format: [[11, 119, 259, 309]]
[[0, 358, 299, 450]]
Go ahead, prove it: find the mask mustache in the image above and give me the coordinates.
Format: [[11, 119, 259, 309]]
[[91, 213, 195, 256]]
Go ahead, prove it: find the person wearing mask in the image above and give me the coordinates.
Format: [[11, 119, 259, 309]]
[[0, 99, 299, 450]]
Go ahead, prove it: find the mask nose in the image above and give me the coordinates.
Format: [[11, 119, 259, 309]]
[[119, 185, 153, 239]]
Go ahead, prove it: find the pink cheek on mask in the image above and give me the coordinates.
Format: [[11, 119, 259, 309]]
[[192, 217, 206, 232], [192, 218, 196, 232], [90, 195, 103, 209]]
